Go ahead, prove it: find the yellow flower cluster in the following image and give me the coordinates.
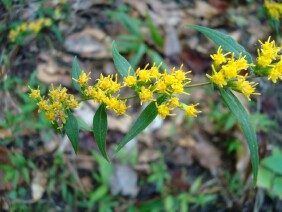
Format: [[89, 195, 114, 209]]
[[264, 0, 282, 20], [207, 46, 259, 100], [123, 64, 200, 118], [257, 37, 282, 83], [73, 65, 201, 119], [29, 85, 79, 128], [75, 70, 129, 116], [9, 18, 52, 42]]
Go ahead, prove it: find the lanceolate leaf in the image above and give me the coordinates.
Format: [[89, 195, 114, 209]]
[[146, 14, 164, 47], [65, 110, 79, 154], [93, 104, 109, 161], [219, 87, 258, 186], [112, 41, 134, 77], [71, 56, 82, 94], [116, 95, 167, 152], [187, 25, 253, 64]]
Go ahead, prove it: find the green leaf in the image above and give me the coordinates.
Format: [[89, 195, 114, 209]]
[[257, 167, 273, 189], [130, 43, 147, 68], [187, 25, 253, 64], [93, 104, 109, 161], [146, 14, 164, 47], [219, 87, 258, 186], [71, 56, 82, 94], [261, 149, 282, 175], [112, 41, 134, 77], [118, 13, 141, 36], [76, 116, 92, 132], [116, 95, 167, 152], [51, 24, 64, 43], [1, 0, 12, 9], [65, 110, 79, 154]]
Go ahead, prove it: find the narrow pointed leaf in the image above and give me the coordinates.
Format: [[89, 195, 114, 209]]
[[116, 95, 167, 152], [187, 25, 253, 64], [65, 110, 79, 154], [71, 56, 82, 93], [146, 14, 164, 47], [93, 104, 109, 161], [112, 41, 134, 77], [130, 43, 147, 68], [219, 87, 258, 186]]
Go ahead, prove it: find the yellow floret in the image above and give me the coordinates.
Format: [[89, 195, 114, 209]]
[[236, 75, 260, 101], [29, 86, 41, 99], [45, 110, 56, 121], [185, 103, 201, 117], [75, 70, 91, 87], [156, 103, 174, 119], [123, 75, 137, 87], [210, 46, 229, 66], [139, 86, 153, 104], [207, 66, 227, 87]]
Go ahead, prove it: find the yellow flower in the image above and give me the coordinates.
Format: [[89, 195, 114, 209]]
[[139, 86, 153, 104], [149, 63, 162, 79], [207, 66, 227, 87], [174, 65, 191, 82], [29, 86, 41, 99], [52, 101, 63, 110], [156, 103, 174, 119], [115, 101, 130, 116], [45, 110, 56, 121], [236, 75, 260, 101], [137, 66, 151, 82], [185, 103, 201, 117], [154, 80, 168, 94], [123, 75, 137, 87], [257, 37, 279, 67], [37, 98, 50, 112], [169, 97, 180, 107], [171, 82, 186, 94], [109, 74, 121, 93], [58, 87, 68, 102], [222, 61, 238, 79], [210, 46, 229, 66], [85, 86, 96, 98], [75, 70, 91, 87], [163, 72, 176, 86], [268, 59, 282, 83], [264, 1, 282, 20], [49, 85, 60, 100], [67, 95, 79, 108]]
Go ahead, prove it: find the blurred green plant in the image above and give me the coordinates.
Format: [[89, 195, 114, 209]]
[[0, 72, 50, 145], [257, 148, 282, 199], [106, 6, 166, 69]]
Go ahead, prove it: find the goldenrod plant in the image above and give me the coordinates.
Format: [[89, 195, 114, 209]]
[[8, 18, 53, 43], [264, 0, 282, 20], [29, 25, 282, 187]]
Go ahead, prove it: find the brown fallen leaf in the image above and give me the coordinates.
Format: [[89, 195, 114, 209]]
[[138, 149, 160, 164], [192, 129, 222, 173], [186, 1, 219, 19], [31, 170, 47, 201], [64, 28, 111, 59]]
